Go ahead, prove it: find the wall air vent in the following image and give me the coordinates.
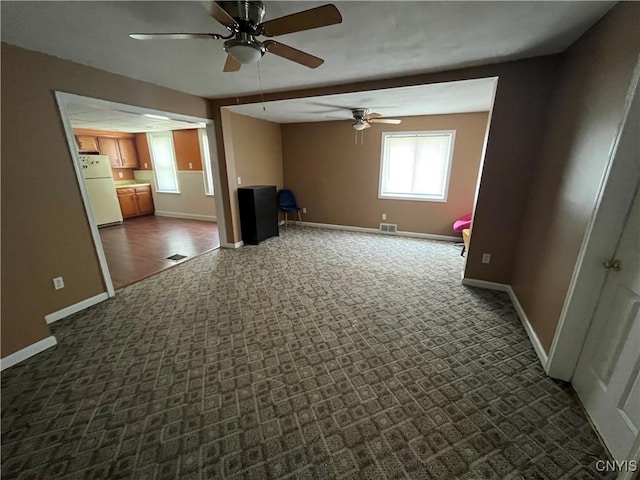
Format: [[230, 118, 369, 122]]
[[379, 223, 398, 233]]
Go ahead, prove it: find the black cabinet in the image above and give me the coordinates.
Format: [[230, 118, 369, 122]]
[[238, 186, 279, 245]]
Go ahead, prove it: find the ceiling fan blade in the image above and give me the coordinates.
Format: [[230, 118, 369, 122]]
[[369, 118, 402, 124], [258, 4, 342, 37], [263, 40, 324, 68], [365, 112, 382, 119], [129, 33, 224, 40], [223, 54, 241, 72], [206, 1, 238, 29]]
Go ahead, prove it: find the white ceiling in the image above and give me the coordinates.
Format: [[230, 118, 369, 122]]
[[226, 77, 497, 123], [66, 102, 205, 133], [68, 78, 496, 128], [1, 1, 614, 99]]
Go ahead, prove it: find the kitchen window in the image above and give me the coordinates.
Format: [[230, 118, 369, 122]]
[[379, 131, 455, 202], [148, 131, 180, 193], [199, 128, 215, 196]]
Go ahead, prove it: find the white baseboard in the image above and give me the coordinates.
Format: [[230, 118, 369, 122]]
[[506, 286, 549, 367], [154, 211, 217, 222], [45, 292, 109, 324], [298, 221, 461, 242], [462, 278, 548, 368], [1, 336, 57, 371], [461, 278, 509, 292], [221, 241, 243, 249]]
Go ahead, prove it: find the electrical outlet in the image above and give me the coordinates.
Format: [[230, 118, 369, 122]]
[[302, 207, 307, 214], [118, 171, 123, 178], [237, 176, 242, 185], [482, 253, 491, 264], [189, 162, 193, 169], [144, 162, 148, 169], [381, 213, 387, 221], [53, 276, 64, 290]]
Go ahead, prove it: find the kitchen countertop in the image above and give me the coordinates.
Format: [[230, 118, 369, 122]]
[[114, 181, 151, 189]]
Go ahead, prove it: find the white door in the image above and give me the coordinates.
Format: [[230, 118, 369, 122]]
[[573, 184, 640, 461]]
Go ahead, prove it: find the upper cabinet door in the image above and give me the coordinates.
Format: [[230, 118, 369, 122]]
[[118, 138, 139, 168], [76, 135, 99, 153], [97, 137, 121, 167]]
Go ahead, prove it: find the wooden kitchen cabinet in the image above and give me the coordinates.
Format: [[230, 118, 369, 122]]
[[76, 135, 99, 153], [116, 185, 154, 218], [118, 138, 139, 168], [135, 186, 154, 215], [98, 137, 139, 168], [98, 137, 121, 167], [116, 188, 139, 218]]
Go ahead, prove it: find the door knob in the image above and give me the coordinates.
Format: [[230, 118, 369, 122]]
[[603, 259, 621, 271]]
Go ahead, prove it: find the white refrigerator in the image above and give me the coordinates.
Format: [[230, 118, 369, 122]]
[[80, 155, 123, 227]]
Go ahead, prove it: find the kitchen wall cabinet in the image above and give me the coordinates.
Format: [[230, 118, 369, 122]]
[[76, 135, 99, 153], [98, 137, 120, 167], [118, 138, 139, 168], [116, 185, 154, 218], [98, 137, 139, 168]]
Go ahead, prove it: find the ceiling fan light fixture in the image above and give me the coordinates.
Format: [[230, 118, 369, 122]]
[[224, 36, 265, 64], [353, 119, 367, 131], [131, 2, 342, 71]]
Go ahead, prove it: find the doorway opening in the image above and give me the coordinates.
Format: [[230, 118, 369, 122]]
[[56, 92, 228, 294]]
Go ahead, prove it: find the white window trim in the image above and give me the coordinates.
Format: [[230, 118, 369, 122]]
[[378, 130, 456, 202], [198, 128, 215, 196], [147, 131, 180, 194]]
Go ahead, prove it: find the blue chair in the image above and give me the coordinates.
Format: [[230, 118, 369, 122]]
[[277, 189, 302, 228]]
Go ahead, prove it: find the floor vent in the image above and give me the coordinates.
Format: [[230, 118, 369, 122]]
[[166, 254, 187, 261], [379, 223, 398, 233]]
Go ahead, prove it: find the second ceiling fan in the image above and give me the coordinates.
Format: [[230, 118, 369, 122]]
[[130, 1, 342, 72], [349, 109, 402, 131]]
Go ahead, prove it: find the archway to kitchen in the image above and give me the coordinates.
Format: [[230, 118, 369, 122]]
[[56, 92, 227, 294]]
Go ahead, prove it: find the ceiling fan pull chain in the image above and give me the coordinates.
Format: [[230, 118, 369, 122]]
[[257, 62, 266, 112]]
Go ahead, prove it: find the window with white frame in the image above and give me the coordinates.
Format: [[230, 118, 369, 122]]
[[198, 128, 215, 196], [147, 131, 179, 193], [379, 131, 456, 202]]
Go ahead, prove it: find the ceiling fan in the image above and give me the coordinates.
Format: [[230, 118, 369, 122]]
[[349, 109, 402, 130], [129, 1, 342, 72]]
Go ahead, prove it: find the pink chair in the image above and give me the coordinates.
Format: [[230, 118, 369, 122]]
[[453, 214, 472, 256], [453, 214, 472, 233]]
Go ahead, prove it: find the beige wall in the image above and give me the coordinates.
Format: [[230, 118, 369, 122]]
[[134, 171, 217, 221], [1, 43, 212, 357], [220, 110, 284, 241], [133, 129, 216, 221], [212, 56, 562, 283], [511, 3, 640, 351], [282, 113, 488, 235]]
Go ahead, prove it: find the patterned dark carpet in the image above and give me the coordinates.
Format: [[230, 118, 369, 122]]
[[1, 227, 613, 479]]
